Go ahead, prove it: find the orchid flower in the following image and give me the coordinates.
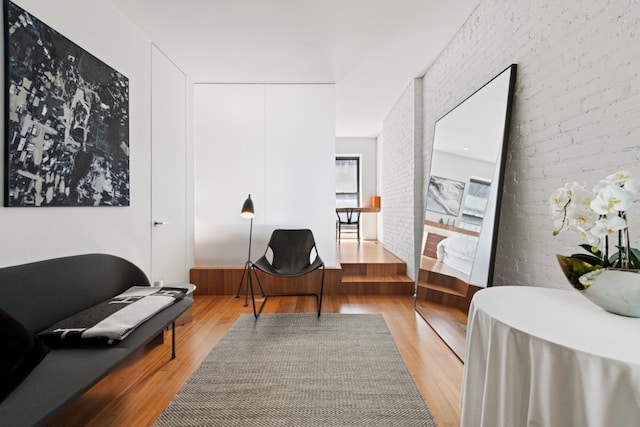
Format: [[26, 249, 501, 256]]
[[590, 184, 635, 215], [550, 171, 639, 270], [589, 216, 627, 239], [564, 203, 595, 228]]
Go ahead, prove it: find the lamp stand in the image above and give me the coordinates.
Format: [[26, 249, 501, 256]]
[[235, 217, 265, 315]]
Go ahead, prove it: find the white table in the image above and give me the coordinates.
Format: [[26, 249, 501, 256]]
[[461, 286, 640, 427]]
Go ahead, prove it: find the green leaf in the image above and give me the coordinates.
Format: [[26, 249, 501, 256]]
[[607, 247, 640, 269], [568, 253, 605, 266], [629, 248, 640, 269], [578, 244, 602, 257]]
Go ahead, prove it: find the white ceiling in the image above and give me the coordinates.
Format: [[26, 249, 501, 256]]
[[111, 0, 479, 138]]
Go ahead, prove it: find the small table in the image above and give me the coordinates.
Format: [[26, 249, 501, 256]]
[[335, 207, 381, 213], [336, 207, 380, 241], [461, 286, 640, 427]]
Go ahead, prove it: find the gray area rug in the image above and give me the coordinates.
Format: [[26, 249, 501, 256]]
[[154, 313, 437, 426]]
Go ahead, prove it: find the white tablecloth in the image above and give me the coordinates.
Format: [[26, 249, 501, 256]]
[[461, 286, 640, 427]]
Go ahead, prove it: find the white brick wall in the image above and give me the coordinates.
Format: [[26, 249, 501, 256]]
[[380, 78, 423, 280], [421, 0, 640, 288]]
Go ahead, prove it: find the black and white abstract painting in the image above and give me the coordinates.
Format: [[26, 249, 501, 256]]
[[426, 175, 465, 216], [4, 1, 130, 207]]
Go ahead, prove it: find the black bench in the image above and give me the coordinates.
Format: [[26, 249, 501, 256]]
[[0, 253, 193, 427]]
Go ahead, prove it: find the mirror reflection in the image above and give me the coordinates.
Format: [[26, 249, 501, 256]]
[[415, 65, 516, 360]]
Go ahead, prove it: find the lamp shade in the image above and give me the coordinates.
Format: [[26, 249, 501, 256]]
[[240, 194, 254, 219]]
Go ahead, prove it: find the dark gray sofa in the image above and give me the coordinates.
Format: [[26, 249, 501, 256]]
[[0, 253, 193, 427]]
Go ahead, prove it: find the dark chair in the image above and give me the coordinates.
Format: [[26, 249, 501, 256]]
[[251, 229, 325, 317], [336, 208, 360, 242]]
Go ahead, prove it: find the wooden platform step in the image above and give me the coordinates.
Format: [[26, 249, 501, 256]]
[[190, 241, 414, 297], [419, 269, 468, 295], [341, 274, 414, 283], [340, 262, 407, 276], [421, 283, 466, 297], [330, 281, 414, 295], [190, 267, 414, 296], [416, 267, 482, 311]]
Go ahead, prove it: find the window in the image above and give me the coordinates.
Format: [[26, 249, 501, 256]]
[[459, 178, 491, 232], [335, 157, 359, 208]]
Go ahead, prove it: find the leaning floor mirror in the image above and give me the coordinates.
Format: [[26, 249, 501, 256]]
[[415, 64, 517, 361]]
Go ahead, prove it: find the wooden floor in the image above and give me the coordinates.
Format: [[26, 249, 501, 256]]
[[47, 241, 464, 427], [415, 300, 468, 361], [48, 295, 463, 427], [335, 239, 405, 264], [416, 254, 471, 362]]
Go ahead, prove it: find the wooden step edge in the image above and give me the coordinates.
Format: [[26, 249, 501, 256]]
[[340, 266, 408, 276], [340, 262, 407, 268], [341, 274, 414, 284], [191, 265, 343, 271], [419, 283, 466, 297]]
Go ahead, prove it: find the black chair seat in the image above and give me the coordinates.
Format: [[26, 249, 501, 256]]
[[250, 229, 325, 317], [252, 256, 324, 278]]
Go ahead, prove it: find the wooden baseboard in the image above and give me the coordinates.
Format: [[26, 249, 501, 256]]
[[190, 266, 413, 296]]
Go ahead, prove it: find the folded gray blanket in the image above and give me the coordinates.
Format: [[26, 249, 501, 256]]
[[38, 286, 187, 345]]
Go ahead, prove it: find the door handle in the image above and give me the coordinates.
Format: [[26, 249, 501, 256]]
[[153, 221, 170, 226]]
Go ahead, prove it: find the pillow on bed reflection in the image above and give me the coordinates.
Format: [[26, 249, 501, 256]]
[[436, 235, 479, 262]]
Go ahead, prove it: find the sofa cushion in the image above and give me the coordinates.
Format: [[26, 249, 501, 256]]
[[0, 308, 49, 402]]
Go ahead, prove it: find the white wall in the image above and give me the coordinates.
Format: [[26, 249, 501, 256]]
[[421, 0, 640, 289], [0, 0, 154, 273], [379, 78, 423, 280], [194, 84, 337, 267], [336, 137, 378, 240], [376, 134, 384, 242]]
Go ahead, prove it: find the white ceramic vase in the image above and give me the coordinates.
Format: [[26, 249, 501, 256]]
[[579, 269, 640, 317]]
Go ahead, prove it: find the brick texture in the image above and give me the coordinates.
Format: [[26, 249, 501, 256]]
[[380, 78, 423, 281], [419, 0, 640, 288]]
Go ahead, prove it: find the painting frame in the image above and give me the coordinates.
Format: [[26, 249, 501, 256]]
[[3, 0, 130, 207], [425, 175, 465, 216]]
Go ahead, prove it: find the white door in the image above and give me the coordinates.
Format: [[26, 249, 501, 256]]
[[151, 45, 187, 285]]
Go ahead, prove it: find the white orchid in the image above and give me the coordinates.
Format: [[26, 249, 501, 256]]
[[550, 171, 640, 270], [575, 225, 599, 246], [550, 182, 595, 234], [590, 184, 635, 215], [593, 171, 631, 190], [549, 181, 582, 210], [566, 204, 598, 229], [590, 216, 628, 239], [624, 177, 640, 194]]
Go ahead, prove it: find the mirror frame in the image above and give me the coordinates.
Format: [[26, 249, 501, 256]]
[[476, 64, 517, 286], [419, 63, 517, 290], [413, 64, 516, 361]]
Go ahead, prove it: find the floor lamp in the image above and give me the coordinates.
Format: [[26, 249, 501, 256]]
[[235, 194, 264, 315]]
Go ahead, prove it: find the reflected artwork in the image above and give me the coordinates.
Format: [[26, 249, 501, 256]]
[[4, 1, 130, 207], [426, 175, 465, 216]]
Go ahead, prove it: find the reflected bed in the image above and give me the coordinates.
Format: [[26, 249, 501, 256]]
[[436, 235, 478, 276]]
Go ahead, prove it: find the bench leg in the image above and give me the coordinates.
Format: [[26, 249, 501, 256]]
[[171, 321, 176, 360]]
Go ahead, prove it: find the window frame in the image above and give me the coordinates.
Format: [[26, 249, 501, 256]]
[[459, 177, 492, 232], [335, 156, 360, 208]]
